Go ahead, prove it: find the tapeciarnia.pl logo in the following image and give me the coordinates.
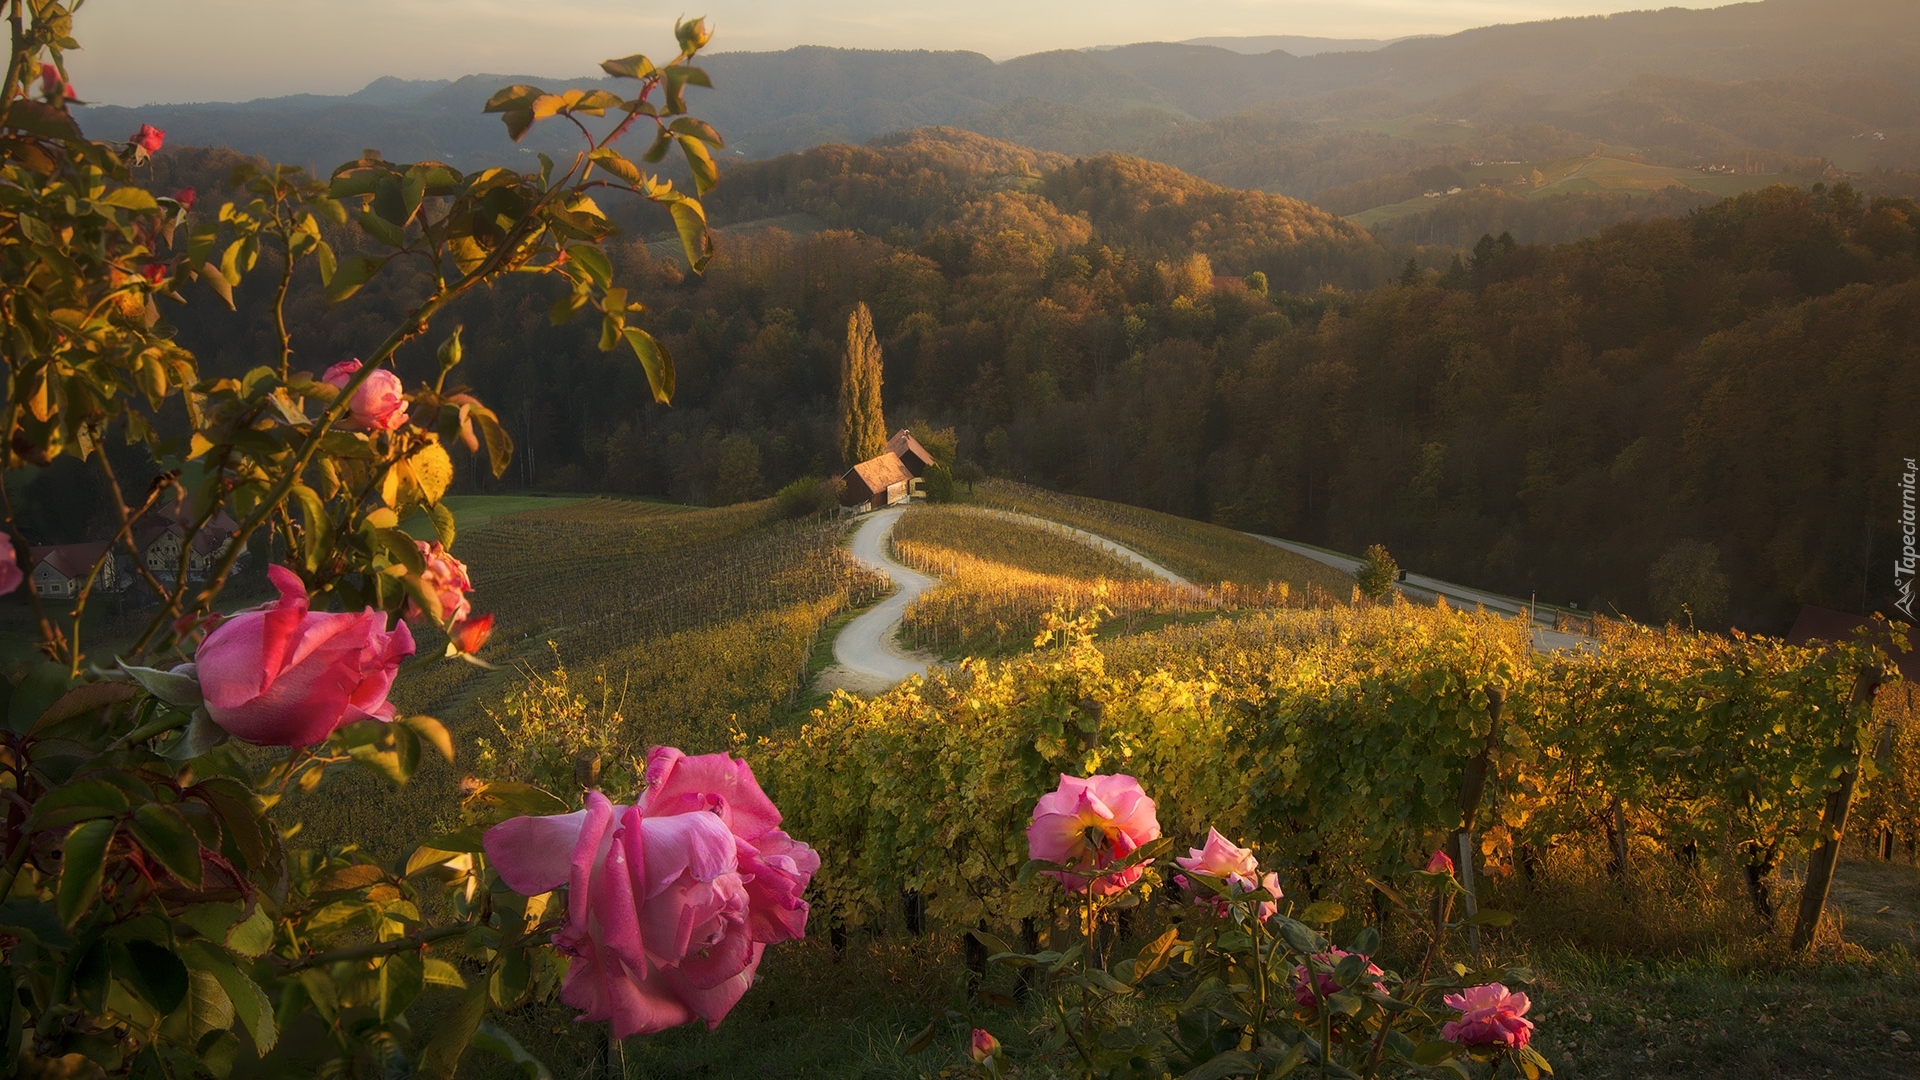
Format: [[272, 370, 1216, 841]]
[[1899, 457, 1918, 621]]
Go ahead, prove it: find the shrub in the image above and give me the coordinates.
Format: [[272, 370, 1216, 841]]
[[777, 475, 842, 518], [1356, 543, 1400, 600], [922, 461, 956, 502]]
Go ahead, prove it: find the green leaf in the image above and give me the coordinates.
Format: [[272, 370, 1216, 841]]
[[97, 187, 162, 212], [58, 819, 116, 926], [1132, 926, 1181, 983], [9, 663, 73, 733], [315, 240, 338, 286], [224, 907, 275, 958], [471, 1023, 551, 1080], [120, 939, 190, 1014], [428, 501, 457, 549], [358, 209, 406, 248], [417, 983, 487, 1079], [379, 949, 426, 1022], [326, 255, 385, 302], [27, 777, 130, 831], [1412, 1040, 1459, 1066], [588, 147, 643, 185], [667, 116, 724, 148], [196, 261, 235, 309], [424, 958, 468, 989], [131, 803, 203, 886], [31, 682, 139, 734], [667, 198, 711, 272], [678, 134, 719, 195], [1300, 900, 1346, 926], [162, 707, 231, 761], [624, 328, 676, 404], [400, 715, 455, 763], [567, 244, 613, 289], [600, 54, 658, 80], [195, 947, 277, 1053], [173, 967, 235, 1045], [288, 484, 330, 573]]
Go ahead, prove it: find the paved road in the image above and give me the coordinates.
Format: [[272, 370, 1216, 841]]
[[1246, 533, 1593, 652], [822, 506, 939, 692]]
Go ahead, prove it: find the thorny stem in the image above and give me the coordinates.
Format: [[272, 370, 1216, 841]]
[[278, 922, 468, 973], [68, 442, 170, 675], [0, 0, 25, 134]]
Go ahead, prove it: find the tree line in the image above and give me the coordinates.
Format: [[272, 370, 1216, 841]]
[[33, 133, 1920, 631]]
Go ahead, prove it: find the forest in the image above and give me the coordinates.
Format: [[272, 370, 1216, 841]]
[[28, 125, 1899, 633]]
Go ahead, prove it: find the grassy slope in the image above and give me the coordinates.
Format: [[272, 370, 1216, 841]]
[[965, 479, 1355, 599]]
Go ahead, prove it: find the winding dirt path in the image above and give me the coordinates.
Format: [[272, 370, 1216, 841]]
[[815, 504, 1202, 694], [814, 506, 940, 694]]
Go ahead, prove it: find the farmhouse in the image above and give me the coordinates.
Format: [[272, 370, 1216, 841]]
[[133, 507, 243, 582], [839, 451, 916, 511], [883, 429, 935, 476], [29, 542, 124, 599], [839, 429, 937, 511]]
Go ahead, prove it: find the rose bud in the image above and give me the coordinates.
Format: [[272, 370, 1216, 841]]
[[321, 359, 411, 431]]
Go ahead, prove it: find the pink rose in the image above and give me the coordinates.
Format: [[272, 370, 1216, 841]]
[[1426, 848, 1454, 875], [1441, 983, 1533, 1049], [1176, 828, 1260, 879], [1292, 948, 1384, 1009], [321, 359, 410, 432], [1177, 829, 1280, 918], [0, 534, 22, 595], [970, 1028, 1001, 1063], [1026, 774, 1160, 896], [408, 540, 473, 626], [196, 565, 415, 746], [483, 747, 818, 1037]]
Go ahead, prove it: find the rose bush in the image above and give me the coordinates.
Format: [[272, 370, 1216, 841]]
[[0, 5, 730, 1074], [197, 564, 415, 745], [484, 747, 818, 1036]]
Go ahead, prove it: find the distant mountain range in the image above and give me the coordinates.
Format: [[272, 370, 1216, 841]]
[[80, 0, 1920, 224]]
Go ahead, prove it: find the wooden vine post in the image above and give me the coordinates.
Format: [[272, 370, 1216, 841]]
[[1789, 665, 1887, 951], [1455, 685, 1506, 956]]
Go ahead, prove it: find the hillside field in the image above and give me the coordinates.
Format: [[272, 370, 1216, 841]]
[[272, 488, 1920, 1079]]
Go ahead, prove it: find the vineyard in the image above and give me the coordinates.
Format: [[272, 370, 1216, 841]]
[[892, 505, 1152, 581], [755, 598, 1901, 955], [970, 478, 1357, 597], [294, 497, 886, 860], [893, 506, 1297, 655]]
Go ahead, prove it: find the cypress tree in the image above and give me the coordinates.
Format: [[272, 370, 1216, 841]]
[[839, 302, 886, 466]]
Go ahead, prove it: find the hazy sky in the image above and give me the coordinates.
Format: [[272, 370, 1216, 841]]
[[71, 0, 1729, 105]]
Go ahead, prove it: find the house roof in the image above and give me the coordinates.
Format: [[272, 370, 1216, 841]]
[[884, 429, 935, 475], [1785, 604, 1918, 682], [839, 451, 915, 504], [133, 506, 240, 553], [29, 541, 112, 581]]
